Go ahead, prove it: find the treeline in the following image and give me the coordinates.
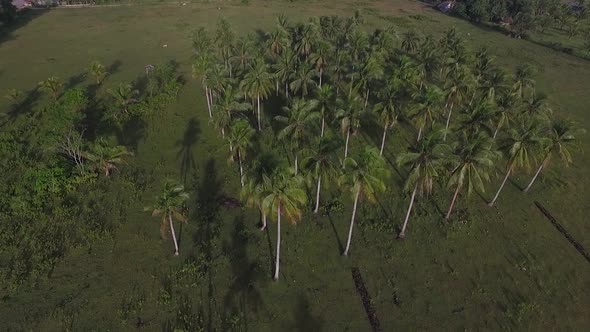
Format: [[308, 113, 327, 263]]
[[450, 0, 589, 39], [178, 13, 584, 281], [0, 61, 182, 291]]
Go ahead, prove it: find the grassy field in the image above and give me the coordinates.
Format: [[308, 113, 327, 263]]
[[1, 0, 589, 330]]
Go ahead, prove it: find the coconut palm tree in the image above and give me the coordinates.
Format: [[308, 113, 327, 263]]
[[290, 62, 318, 98], [212, 86, 251, 138], [84, 138, 133, 177], [262, 169, 307, 281], [523, 117, 584, 192], [355, 52, 384, 109], [231, 36, 255, 74], [294, 22, 318, 58], [273, 48, 297, 98], [512, 64, 535, 99], [228, 119, 255, 187], [191, 26, 212, 56], [215, 18, 235, 72], [89, 61, 107, 85], [374, 80, 401, 156], [192, 53, 215, 118], [38, 76, 63, 101], [488, 118, 544, 206], [445, 133, 498, 220], [108, 83, 139, 115], [316, 84, 334, 137], [301, 135, 340, 213], [443, 66, 474, 141], [396, 130, 450, 238], [401, 31, 420, 54], [492, 92, 520, 139], [267, 28, 289, 59], [339, 147, 389, 255], [275, 98, 320, 174], [241, 152, 280, 230], [241, 59, 273, 130], [460, 101, 496, 138], [309, 40, 330, 88], [409, 85, 444, 141], [146, 181, 189, 256], [336, 92, 363, 158]]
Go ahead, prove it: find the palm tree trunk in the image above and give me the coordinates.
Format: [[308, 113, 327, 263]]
[[493, 118, 503, 139], [208, 89, 214, 107], [285, 82, 289, 99], [321, 116, 325, 137], [169, 213, 179, 256], [319, 69, 323, 88], [445, 184, 461, 220], [399, 184, 418, 239], [524, 162, 544, 193], [221, 127, 225, 139], [314, 175, 322, 213], [274, 204, 281, 281], [344, 128, 351, 158], [349, 75, 354, 97], [364, 89, 369, 109], [294, 154, 298, 175], [257, 94, 262, 131], [238, 150, 244, 187], [489, 166, 512, 206], [276, 80, 279, 95], [443, 102, 454, 141], [205, 86, 212, 118], [343, 189, 361, 256], [380, 123, 388, 156], [417, 125, 423, 142], [260, 212, 267, 231]]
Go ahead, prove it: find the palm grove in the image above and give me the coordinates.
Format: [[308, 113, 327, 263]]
[[169, 13, 584, 281]]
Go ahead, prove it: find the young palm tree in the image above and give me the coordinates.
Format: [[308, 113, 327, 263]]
[[38, 76, 63, 101], [241, 59, 273, 130], [512, 64, 535, 99], [523, 117, 584, 192], [84, 139, 133, 177], [108, 83, 139, 115], [275, 98, 319, 174], [228, 119, 255, 187], [89, 61, 108, 85], [290, 62, 318, 98], [396, 130, 450, 238], [445, 133, 498, 220], [336, 92, 363, 158], [339, 147, 389, 255], [316, 84, 334, 137], [262, 169, 307, 281], [488, 118, 544, 206], [4, 88, 22, 106], [401, 31, 420, 54], [147, 181, 189, 256], [301, 135, 340, 213]]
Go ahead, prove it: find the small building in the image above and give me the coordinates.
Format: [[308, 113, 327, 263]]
[[437, 1, 455, 13]]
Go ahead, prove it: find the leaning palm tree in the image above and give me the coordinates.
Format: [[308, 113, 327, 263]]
[[396, 130, 450, 238], [488, 118, 544, 206], [84, 138, 133, 177], [108, 83, 139, 115], [262, 169, 307, 281], [301, 135, 340, 213], [38, 76, 63, 101], [241, 59, 273, 130], [339, 147, 389, 256], [336, 92, 363, 158], [89, 61, 108, 85], [523, 117, 584, 192], [146, 181, 189, 256], [445, 133, 498, 220], [228, 119, 255, 187], [275, 98, 319, 174], [409, 85, 444, 141]]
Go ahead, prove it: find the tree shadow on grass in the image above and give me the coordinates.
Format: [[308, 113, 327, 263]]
[[1, 87, 40, 125], [222, 216, 266, 331], [0, 9, 49, 46], [191, 159, 222, 331], [176, 117, 201, 184], [294, 293, 324, 331], [327, 213, 344, 254]]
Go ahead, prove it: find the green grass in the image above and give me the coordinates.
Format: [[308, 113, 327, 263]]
[[1, 0, 589, 330]]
